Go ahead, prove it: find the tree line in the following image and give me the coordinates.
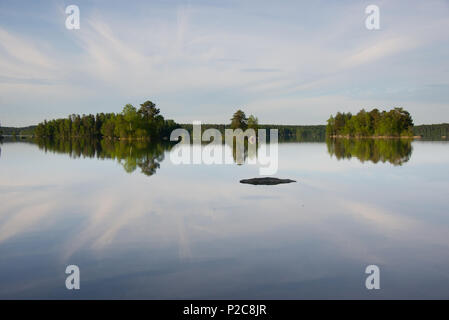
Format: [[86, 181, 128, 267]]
[[180, 109, 326, 142], [229, 110, 325, 140], [34, 101, 179, 140], [0, 125, 36, 137], [413, 123, 449, 140], [326, 108, 414, 137], [31, 105, 327, 142], [10, 104, 449, 141]]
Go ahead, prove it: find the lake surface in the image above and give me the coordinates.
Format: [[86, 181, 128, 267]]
[[1, 138, 449, 299]]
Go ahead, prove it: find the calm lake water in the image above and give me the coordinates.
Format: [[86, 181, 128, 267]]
[[1, 139, 449, 299]]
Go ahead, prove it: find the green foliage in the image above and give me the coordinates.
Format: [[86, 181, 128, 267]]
[[326, 108, 414, 137], [230, 110, 248, 130], [34, 100, 179, 140], [138, 100, 160, 119], [247, 115, 258, 130]]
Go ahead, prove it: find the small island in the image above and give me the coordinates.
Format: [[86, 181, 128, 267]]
[[240, 178, 296, 185], [326, 108, 414, 138]]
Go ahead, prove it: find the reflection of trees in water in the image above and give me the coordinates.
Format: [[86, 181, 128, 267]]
[[36, 138, 172, 176], [326, 138, 413, 165], [223, 132, 258, 165]]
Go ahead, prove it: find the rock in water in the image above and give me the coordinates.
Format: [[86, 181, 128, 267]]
[[240, 177, 296, 185]]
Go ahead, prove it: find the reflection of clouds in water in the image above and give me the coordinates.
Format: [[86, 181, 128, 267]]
[[3, 171, 446, 267], [239, 195, 280, 201], [60, 190, 127, 261], [0, 184, 64, 243], [177, 217, 192, 260], [408, 142, 449, 165], [0, 184, 57, 194], [341, 199, 449, 247], [0, 172, 303, 261], [1, 141, 449, 298], [0, 201, 57, 243], [1, 175, 447, 255], [342, 200, 411, 232]]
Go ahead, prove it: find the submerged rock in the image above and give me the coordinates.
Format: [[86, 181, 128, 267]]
[[240, 177, 296, 185]]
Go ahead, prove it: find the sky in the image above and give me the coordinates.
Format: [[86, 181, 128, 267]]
[[0, 0, 448, 127]]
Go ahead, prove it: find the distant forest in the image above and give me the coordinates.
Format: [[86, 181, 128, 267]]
[[326, 108, 414, 137], [179, 124, 326, 141], [1, 105, 448, 141], [413, 123, 449, 140], [181, 110, 326, 141], [0, 125, 36, 136]]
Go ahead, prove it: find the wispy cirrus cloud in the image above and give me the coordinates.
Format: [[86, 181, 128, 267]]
[[0, 0, 448, 126]]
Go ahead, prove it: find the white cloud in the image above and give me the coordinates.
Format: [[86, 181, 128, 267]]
[[0, 0, 448, 126]]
